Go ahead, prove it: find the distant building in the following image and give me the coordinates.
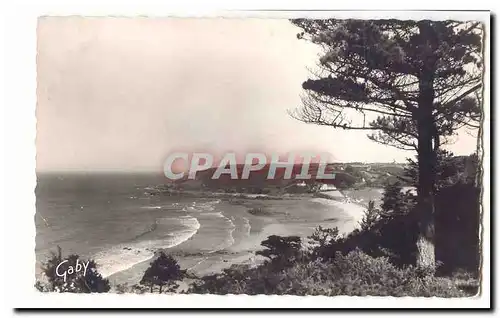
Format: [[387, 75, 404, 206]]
[[319, 183, 338, 191], [318, 182, 345, 200]]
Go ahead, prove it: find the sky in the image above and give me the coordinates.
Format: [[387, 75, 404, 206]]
[[36, 17, 480, 172]]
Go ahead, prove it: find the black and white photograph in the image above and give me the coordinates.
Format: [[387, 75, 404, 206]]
[[4, 8, 492, 309]]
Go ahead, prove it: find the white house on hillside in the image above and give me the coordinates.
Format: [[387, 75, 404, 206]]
[[319, 183, 337, 191]]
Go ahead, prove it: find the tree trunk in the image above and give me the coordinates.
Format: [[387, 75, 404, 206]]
[[415, 23, 438, 269], [416, 75, 436, 269], [159, 284, 163, 294]]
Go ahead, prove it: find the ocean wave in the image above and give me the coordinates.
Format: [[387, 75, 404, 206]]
[[177, 216, 202, 229], [181, 200, 220, 213], [206, 199, 221, 204], [208, 212, 236, 253], [192, 202, 216, 212], [227, 220, 236, 247], [242, 217, 251, 237], [203, 211, 225, 218], [92, 245, 155, 278], [141, 202, 183, 210], [140, 206, 163, 210], [93, 216, 200, 278]]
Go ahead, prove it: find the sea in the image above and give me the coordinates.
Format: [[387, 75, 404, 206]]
[[35, 172, 385, 285]]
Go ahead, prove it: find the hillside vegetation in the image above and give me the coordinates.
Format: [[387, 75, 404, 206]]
[[170, 162, 410, 194]]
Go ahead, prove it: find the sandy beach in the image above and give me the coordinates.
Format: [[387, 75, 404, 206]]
[[309, 197, 367, 234], [105, 193, 370, 289]]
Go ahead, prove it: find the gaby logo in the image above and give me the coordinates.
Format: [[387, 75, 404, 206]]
[[163, 152, 336, 181], [55, 259, 90, 282]]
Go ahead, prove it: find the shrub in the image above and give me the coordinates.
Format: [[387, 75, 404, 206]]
[[309, 226, 339, 248], [273, 250, 461, 297], [256, 235, 303, 270], [38, 246, 110, 293], [307, 226, 340, 260], [310, 215, 418, 267], [188, 262, 274, 295], [115, 283, 149, 294], [187, 249, 474, 297]]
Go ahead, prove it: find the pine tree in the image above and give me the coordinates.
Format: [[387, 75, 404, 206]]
[[360, 200, 381, 231], [140, 252, 185, 293], [291, 19, 483, 269]]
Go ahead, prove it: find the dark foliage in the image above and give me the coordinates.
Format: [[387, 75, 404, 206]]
[[308, 226, 340, 259], [403, 150, 479, 190], [256, 235, 303, 270], [188, 249, 472, 297], [332, 172, 358, 189], [405, 152, 481, 274], [380, 182, 416, 215], [360, 200, 382, 231], [115, 283, 150, 294], [311, 205, 419, 267], [38, 246, 110, 293], [140, 251, 186, 293], [309, 154, 480, 275], [435, 183, 481, 275], [291, 18, 483, 269], [290, 19, 482, 150]]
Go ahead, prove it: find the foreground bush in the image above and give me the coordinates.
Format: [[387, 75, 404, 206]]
[[435, 183, 481, 275], [188, 249, 474, 297], [36, 246, 110, 293], [310, 191, 419, 267], [310, 179, 480, 276], [114, 283, 150, 294]]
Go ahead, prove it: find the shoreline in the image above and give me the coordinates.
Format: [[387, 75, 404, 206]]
[[309, 197, 367, 234], [35, 188, 370, 289], [184, 194, 368, 274], [105, 193, 368, 289], [36, 189, 370, 291]]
